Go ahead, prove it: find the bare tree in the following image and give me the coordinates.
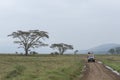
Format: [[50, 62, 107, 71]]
[[50, 43, 74, 55], [8, 30, 49, 56]]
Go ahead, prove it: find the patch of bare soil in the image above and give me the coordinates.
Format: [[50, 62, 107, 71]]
[[81, 62, 120, 80]]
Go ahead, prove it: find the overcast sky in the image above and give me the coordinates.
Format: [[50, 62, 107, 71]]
[[0, 0, 120, 53]]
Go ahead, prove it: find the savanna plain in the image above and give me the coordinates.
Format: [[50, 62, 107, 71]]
[[0, 54, 120, 80]]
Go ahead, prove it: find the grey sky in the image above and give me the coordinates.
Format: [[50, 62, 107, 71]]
[[0, 0, 120, 53]]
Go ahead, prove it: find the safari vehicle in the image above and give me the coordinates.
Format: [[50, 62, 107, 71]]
[[87, 52, 95, 62]]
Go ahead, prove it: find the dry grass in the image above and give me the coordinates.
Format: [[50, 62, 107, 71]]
[[0, 54, 85, 80]]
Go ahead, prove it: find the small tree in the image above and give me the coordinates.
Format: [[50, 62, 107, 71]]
[[50, 43, 74, 55], [108, 48, 115, 54], [74, 50, 79, 55], [115, 47, 120, 54], [8, 30, 49, 56]]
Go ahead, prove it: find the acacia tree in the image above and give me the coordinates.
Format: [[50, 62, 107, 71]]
[[50, 43, 74, 55], [8, 30, 49, 56]]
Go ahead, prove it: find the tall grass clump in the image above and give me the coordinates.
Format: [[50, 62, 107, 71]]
[[5, 64, 26, 79]]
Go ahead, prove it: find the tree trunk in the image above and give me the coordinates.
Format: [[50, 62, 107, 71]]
[[25, 49, 28, 56], [59, 48, 62, 55], [60, 49, 64, 55]]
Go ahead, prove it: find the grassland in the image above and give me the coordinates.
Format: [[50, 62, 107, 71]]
[[96, 54, 120, 73], [0, 54, 85, 80]]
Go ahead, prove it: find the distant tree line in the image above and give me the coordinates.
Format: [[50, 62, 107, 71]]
[[108, 47, 120, 54], [8, 30, 74, 56]]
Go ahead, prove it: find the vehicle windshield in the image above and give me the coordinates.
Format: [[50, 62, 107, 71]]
[[87, 52, 94, 59]]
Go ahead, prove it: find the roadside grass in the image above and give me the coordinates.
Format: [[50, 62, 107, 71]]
[[96, 54, 120, 72], [0, 54, 84, 80]]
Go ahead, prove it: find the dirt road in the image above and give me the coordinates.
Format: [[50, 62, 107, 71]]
[[81, 62, 120, 80]]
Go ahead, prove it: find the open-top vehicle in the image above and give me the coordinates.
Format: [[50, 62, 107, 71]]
[[87, 52, 95, 62]]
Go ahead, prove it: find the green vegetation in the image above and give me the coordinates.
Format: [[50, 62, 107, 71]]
[[96, 54, 120, 72], [0, 54, 84, 80], [5, 64, 26, 79], [108, 47, 120, 54]]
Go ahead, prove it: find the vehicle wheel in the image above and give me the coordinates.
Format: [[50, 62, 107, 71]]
[[88, 60, 89, 62]]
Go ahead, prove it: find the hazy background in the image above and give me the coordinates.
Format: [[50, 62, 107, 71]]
[[0, 0, 120, 53]]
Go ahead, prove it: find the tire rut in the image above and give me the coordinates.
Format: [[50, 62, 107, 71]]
[[81, 62, 120, 80]]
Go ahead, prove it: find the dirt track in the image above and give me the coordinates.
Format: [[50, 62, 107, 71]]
[[81, 62, 120, 80]]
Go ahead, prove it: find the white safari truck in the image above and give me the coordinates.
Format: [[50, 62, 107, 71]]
[[87, 52, 95, 62]]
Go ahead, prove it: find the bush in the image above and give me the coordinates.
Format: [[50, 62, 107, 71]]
[[51, 52, 59, 55]]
